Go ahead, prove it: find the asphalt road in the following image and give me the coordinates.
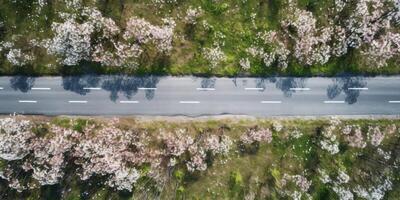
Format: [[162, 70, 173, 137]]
[[0, 76, 399, 116]]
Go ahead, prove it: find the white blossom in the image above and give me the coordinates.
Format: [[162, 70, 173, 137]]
[[6, 49, 33, 66], [338, 170, 350, 184], [250, 31, 290, 68], [239, 58, 251, 70], [27, 126, 77, 185], [105, 167, 140, 192], [343, 125, 366, 148], [186, 149, 207, 172], [377, 148, 391, 160], [281, 173, 312, 194], [124, 17, 176, 52], [368, 126, 384, 146], [385, 124, 397, 135], [320, 120, 340, 154], [272, 121, 283, 132], [184, 7, 203, 25], [318, 169, 331, 184], [0, 117, 33, 161], [73, 123, 148, 191], [353, 178, 392, 200], [362, 32, 400, 67], [240, 128, 273, 144], [203, 45, 226, 68], [162, 129, 194, 157], [204, 135, 232, 155], [333, 186, 354, 200], [46, 19, 94, 65]]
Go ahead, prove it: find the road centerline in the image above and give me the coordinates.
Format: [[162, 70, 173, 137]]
[[120, 101, 139, 104], [290, 88, 311, 91], [32, 87, 51, 90], [83, 87, 101, 90], [179, 101, 200, 104], [19, 100, 37, 103], [138, 87, 157, 90], [348, 87, 368, 90], [324, 100, 345, 104], [196, 88, 215, 91], [245, 87, 264, 91], [261, 101, 282, 104], [68, 101, 88, 104]]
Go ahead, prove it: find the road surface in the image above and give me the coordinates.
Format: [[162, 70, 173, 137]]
[[0, 75, 399, 116]]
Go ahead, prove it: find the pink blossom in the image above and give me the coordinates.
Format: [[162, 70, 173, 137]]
[[240, 128, 273, 144], [368, 126, 385, 146], [0, 117, 33, 161]]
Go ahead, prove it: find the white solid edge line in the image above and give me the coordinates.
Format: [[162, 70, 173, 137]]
[[290, 88, 311, 91], [83, 87, 101, 90], [245, 88, 264, 90], [348, 87, 368, 90], [32, 87, 51, 90], [261, 101, 282, 104], [138, 87, 157, 90], [389, 101, 400, 103], [19, 100, 37, 103], [68, 101, 88, 103], [179, 101, 200, 104], [196, 88, 216, 91], [324, 100, 345, 104], [120, 101, 139, 104]]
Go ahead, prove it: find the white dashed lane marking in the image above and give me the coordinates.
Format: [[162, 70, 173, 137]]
[[290, 88, 311, 91], [32, 87, 51, 90], [261, 101, 282, 104], [68, 101, 88, 104], [197, 88, 215, 91], [179, 101, 200, 104], [120, 101, 139, 104], [245, 88, 264, 91], [324, 101, 345, 104], [19, 100, 37, 103], [138, 87, 157, 90], [348, 88, 368, 90]]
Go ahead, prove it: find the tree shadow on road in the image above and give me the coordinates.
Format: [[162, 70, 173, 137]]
[[243, 77, 306, 96], [62, 75, 160, 101], [62, 75, 101, 95], [200, 78, 216, 88], [253, 77, 277, 92], [275, 78, 306, 97], [327, 77, 367, 104], [101, 76, 160, 102], [10, 76, 35, 93]]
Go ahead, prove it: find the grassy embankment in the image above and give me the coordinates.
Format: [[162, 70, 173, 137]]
[[0, 0, 399, 77], [1, 116, 399, 199]]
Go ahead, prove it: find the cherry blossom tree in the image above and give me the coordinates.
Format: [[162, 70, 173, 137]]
[[240, 128, 273, 144], [73, 123, 144, 191], [0, 117, 33, 161]]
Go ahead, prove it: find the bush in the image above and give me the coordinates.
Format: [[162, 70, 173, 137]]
[[229, 170, 244, 198]]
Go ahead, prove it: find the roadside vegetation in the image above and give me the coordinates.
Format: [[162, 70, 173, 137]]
[[0, 0, 400, 76], [0, 115, 400, 199]]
